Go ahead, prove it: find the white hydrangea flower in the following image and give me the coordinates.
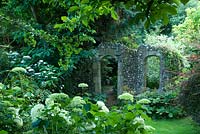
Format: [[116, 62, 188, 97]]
[[133, 116, 145, 125], [39, 60, 43, 63], [24, 92, 34, 98], [12, 86, 21, 91], [0, 83, 4, 90], [70, 96, 86, 107], [31, 104, 45, 122], [85, 122, 96, 130], [72, 108, 83, 112], [23, 56, 31, 60], [48, 93, 69, 100], [100, 105, 109, 113], [58, 109, 73, 125], [11, 67, 27, 73], [137, 99, 151, 104], [51, 106, 60, 116], [78, 83, 88, 88], [118, 92, 134, 102], [97, 101, 105, 108], [96, 101, 109, 113], [8, 107, 23, 127], [14, 116, 23, 127], [45, 98, 55, 108]]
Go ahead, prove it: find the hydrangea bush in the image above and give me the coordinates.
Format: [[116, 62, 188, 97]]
[[28, 92, 154, 134]]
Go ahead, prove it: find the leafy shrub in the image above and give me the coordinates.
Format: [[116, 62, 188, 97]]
[[0, 49, 10, 70], [179, 67, 200, 124], [28, 92, 154, 134], [136, 90, 186, 119], [172, 2, 200, 124], [0, 68, 51, 133], [3, 50, 65, 92]]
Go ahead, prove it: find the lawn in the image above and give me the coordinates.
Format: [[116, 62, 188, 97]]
[[147, 117, 200, 134]]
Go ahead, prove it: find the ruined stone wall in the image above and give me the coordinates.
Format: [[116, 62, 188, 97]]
[[67, 42, 183, 95], [121, 48, 137, 91]]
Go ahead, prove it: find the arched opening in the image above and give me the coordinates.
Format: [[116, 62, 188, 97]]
[[100, 55, 117, 106], [145, 56, 161, 90]]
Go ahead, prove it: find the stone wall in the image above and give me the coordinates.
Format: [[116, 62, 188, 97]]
[[92, 42, 182, 95], [67, 42, 182, 95]]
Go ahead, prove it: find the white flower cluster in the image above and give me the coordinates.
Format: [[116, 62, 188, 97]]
[[31, 104, 45, 123], [118, 92, 134, 102], [45, 93, 69, 108], [137, 99, 151, 104], [58, 109, 73, 125], [133, 116, 155, 132], [11, 67, 27, 73], [9, 107, 23, 127], [85, 122, 96, 130], [0, 83, 4, 90], [133, 116, 144, 125], [49, 93, 69, 100], [78, 83, 88, 88], [31, 93, 74, 125], [96, 101, 109, 113], [70, 96, 86, 107]]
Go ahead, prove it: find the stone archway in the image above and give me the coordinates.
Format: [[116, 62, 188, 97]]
[[144, 55, 162, 91], [137, 45, 165, 93], [93, 43, 123, 96]]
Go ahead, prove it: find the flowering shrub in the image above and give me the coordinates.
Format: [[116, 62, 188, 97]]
[[118, 92, 134, 102], [0, 69, 51, 133], [29, 92, 154, 134], [5, 51, 65, 91]]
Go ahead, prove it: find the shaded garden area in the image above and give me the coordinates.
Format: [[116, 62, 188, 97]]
[[1, 0, 200, 133]]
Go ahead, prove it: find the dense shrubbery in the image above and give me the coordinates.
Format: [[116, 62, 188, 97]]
[[0, 78, 50, 133], [0, 82, 155, 134], [136, 90, 186, 119], [0, 65, 155, 133], [173, 1, 200, 124], [179, 66, 200, 124]]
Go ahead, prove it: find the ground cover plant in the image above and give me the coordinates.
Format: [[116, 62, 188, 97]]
[[136, 90, 186, 119]]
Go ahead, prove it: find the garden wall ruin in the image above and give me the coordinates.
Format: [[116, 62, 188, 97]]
[[92, 42, 181, 95], [66, 42, 182, 95]]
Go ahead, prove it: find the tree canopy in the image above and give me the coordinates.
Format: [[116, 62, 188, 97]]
[[0, 0, 189, 69]]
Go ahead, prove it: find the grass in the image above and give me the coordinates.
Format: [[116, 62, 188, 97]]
[[147, 117, 200, 134]]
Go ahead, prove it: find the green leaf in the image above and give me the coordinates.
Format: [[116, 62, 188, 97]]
[[54, 24, 63, 29], [160, 4, 177, 15], [162, 13, 169, 25], [84, 5, 92, 12], [127, 105, 135, 110], [61, 16, 67, 22], [82, 19, 88, 27], [111, 10, 118, 20], [75, 0, 80, 4], [68, 6, 79, 12], [181, 0, 189, 4], [144, 19, 150, 28], [81, 0, 89, 4], [173, 0, 181, 5]]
